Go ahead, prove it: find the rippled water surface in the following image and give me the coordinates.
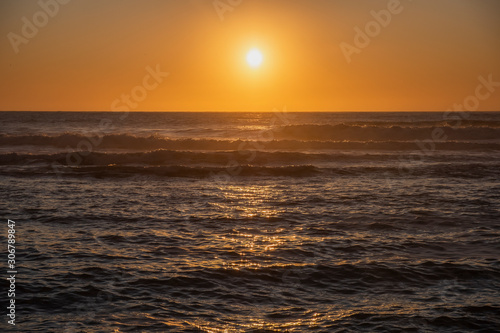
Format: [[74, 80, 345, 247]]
[[1, 112, 499, 332]]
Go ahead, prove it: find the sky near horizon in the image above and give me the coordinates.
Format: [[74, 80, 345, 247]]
[[1, 0, 499, 111]]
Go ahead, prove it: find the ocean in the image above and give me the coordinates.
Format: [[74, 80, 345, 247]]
[[1, 111, 499, 332]]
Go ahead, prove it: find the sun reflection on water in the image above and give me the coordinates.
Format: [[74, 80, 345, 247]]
[[214, 184, 284, 219], [211, 184, 300, 271], [190, 312, 325, 332]]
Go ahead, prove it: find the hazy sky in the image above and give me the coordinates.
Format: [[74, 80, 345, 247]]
[[1, 0, 499, 111]]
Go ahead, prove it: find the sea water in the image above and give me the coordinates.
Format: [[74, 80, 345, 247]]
[[0, 111, 499, 332]]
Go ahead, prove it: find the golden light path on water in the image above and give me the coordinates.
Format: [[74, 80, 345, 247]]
[[191, 184, 324, 331], [213, 185, 290, 269], [18, 179, 469, 332], [179, 184, 412, 332]]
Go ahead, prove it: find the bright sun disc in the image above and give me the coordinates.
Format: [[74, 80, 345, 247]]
[[246, 49, 263, 68]]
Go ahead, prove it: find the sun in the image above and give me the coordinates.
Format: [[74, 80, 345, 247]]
[[246, 48, 263, 68]]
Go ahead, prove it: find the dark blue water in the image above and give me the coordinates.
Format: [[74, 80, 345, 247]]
[[1, 112, 499, 332]]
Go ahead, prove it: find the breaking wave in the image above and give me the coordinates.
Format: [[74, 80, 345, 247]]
[[274, 124, 500, 141], [3, 161, 499, 179], [0, 133, 499, 152]]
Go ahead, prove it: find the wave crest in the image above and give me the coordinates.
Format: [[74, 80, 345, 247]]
[[1, 133, 499, 152], [274, 124, 500, 141]]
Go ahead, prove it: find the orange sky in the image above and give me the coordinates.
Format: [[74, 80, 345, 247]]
[[1, 0, 500, 111]]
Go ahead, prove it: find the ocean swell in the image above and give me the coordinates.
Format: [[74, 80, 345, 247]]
[[1, 133, 499, 152]]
